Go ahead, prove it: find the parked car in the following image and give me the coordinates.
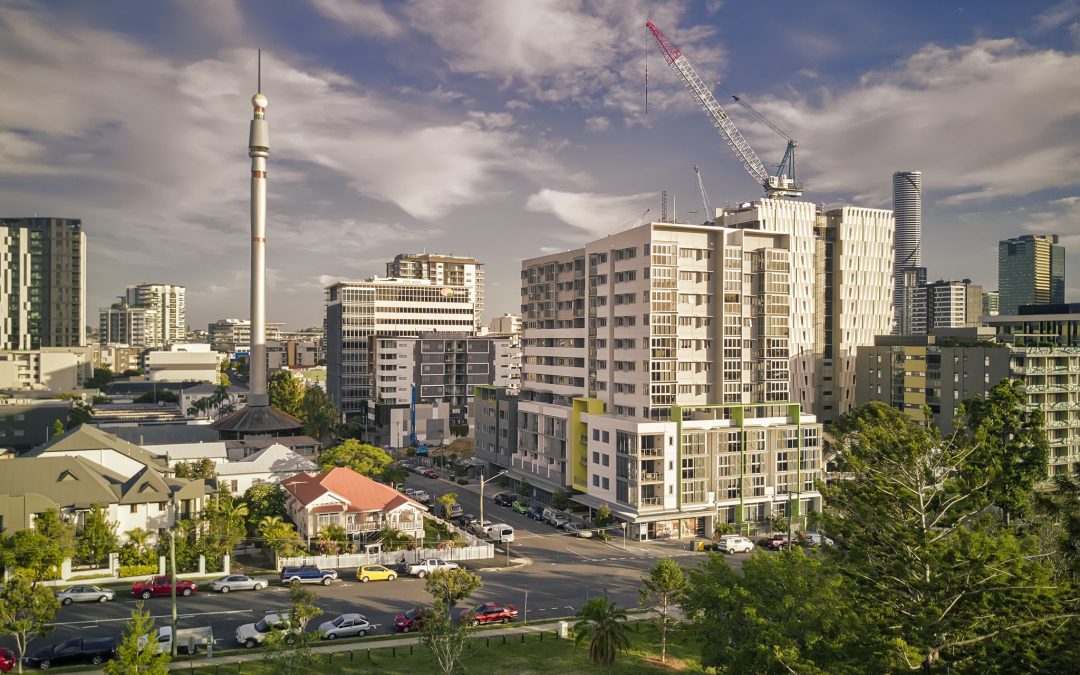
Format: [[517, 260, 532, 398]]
[[55, 584, 114, 605], [24, 637, 116, 670], [393, 607, 428, 632], [356, 564, 397, 583], [461, 602, 518, 626], [468, 519, 493, 535], [407, 558, 460, 578], [551, 514, 571, 528], [489, 524, 515, 543], [318, 613, 371, 640], [759, 535, 791, 551], [209, 574, 267, 593], [458, 513, 478, 527], [422, 469, 438, 479], [562, 522, 593, 538], [404, 487, 417, 497], [493, 493, 515, 507], [541, 507, 566, 526], [526, 506, 544, 521], [716, 535, 755, 554], [409, 466, 425, 474], [799, 532, 835, 547], [235, 613, 296, 649], [279, 565, 338, 585], [511, 500, 529, 514], [443, 503, 464, 519], [412, 489, 431, 503], [132, 576, 197, 599], [0, 648, 15, 673], [142, 626, 213, 655]]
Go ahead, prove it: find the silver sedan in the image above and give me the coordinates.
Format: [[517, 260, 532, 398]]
[[208, 574, 267, 593], [55, 585, 115, 605], [318, 613, 371, 640]]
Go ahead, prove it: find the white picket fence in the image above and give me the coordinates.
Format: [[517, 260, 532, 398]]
[[276, 543, 495, 571]]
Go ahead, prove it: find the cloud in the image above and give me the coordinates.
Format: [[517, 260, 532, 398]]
[[1032, 0, 1080, 31], [525, 188, 655, 237], [736, 39, 1080, 204], [585, 116, 610, 131], [309, 0, 403, 37]]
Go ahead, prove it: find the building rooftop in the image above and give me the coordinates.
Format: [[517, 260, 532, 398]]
[[210, 404, 303, 438]]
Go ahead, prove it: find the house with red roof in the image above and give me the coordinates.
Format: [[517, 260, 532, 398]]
[[280, 467, 426, 543]]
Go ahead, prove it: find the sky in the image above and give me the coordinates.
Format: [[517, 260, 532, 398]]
[[1, 0, 1078, 330]]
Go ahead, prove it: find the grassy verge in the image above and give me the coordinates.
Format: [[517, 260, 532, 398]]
[[187, 621, 701, 674]]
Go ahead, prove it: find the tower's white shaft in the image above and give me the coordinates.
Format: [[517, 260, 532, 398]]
[[248, 91, 269, 406]]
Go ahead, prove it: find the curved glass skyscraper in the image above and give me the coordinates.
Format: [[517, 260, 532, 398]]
[[893, 171, 923, 333]]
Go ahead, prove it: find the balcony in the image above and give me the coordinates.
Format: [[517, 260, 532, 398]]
[[640, 471, 663, 482], [639, 497, 663, 507]]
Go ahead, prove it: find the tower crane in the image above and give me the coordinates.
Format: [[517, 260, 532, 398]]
[[646, 21, 801, 198], [694, 165, 714, 223]]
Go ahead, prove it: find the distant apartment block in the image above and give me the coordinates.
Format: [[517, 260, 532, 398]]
[[0, 217, 86, 350], [99, 304, 160, 347], [386, 253, 484, 329], [925, 279, 983, 330], [144, 344, 221, 383], [208, 319, 285, 354], [488, 313, 522, 335], [982, 290, 1000, 317], [0, 347, 93, 391], [324, 277, 477, 415], [267, 339, 319, 370], [998, 234, 1065, 314], [125, 283, 186, 346]]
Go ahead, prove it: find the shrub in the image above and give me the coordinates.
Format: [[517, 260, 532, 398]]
[[456, 479, 469, 485], [119, 564, 158, 578]]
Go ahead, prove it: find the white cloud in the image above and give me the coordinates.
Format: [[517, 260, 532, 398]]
[[736, 39, 1080, 203], [309, 0, 402, 37], [1033, 0, 1080, 31], [585, 116, 610, 131], [525, 188, 655, 237]]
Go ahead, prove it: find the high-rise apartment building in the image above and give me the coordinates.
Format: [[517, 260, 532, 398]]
[[926, 279, 983, 330], [897, 267, 928, 335], [125, 283, 186, 346], [99, 304, 160, 347], [488, 313, 521, 335], [0, 218, 86, 350], [982, 291, 1000, 317], [715, 200, 894, 422], [475, 221, 824, 540], [998, 235, 1066, 314], [892, 171, 923, 334], [324, 277, 477, 415], [208, 319, 285, 354], [386, 254, 484, 329]]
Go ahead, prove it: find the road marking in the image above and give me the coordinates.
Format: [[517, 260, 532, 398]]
[[50, 609, 253, 627]]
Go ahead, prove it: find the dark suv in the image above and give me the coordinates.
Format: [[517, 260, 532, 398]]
[[526, 506, 544, 521], [493, 493, 515, 507], [279, 565, 338, 585], [461, 602, 519, 626]]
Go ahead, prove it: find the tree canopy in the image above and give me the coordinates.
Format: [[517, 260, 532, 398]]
[[317, 439, 394, 480], [268, 371, 305, 418]]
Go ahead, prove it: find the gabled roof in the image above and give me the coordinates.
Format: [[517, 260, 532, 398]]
[[146, 442, 229, 462], [216, 443, 316, 476], [33, 424, 168, 471], [0, 456, 126, 508], [281, 467, 424, 513]]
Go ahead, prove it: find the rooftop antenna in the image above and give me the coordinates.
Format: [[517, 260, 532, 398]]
[[257, 49, 261, 92]]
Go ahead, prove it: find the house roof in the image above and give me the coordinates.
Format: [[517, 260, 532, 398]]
[[182, 383, 249, 396], [97, 423, 222, 446], [216, 443, 316, 476], [280, 467, 424, 513], [210, 404, 303, 435], [146, 442, 229, 463], [33, 424, 169, 472]]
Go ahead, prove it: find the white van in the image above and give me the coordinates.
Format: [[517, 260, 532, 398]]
[[541, 507, 562, 526], [489, 524, 515, 543]]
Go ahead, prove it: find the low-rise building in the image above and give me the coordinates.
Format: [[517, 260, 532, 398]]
[[280, 467, 426, 543], [0, 347, 94, 391], [144, 344, 221, 383], [0, 397, 73, 451]]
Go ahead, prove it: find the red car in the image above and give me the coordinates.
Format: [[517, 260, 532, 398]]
[[0, 647, 16, 673], [422, 469, 438, 479], [393, 607, 428, 632], [131, 575, 198, 599], [461, 602, 518, 626]]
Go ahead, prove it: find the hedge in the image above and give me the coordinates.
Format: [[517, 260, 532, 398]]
[[119, 564, 158, 578]]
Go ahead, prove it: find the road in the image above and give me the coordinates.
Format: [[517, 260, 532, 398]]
[[9, 469, 753, 657]]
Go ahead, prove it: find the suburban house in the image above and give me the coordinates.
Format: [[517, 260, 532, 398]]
[[28, 424, 172, 477], [216, 443, 317, 495], [0, 455, 207, 538], [225, 435, 322, 459], [280, 467, 426, 544]]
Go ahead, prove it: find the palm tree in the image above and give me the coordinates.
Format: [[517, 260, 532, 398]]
[[574, 595, 631, 667], [123, 528, 153, 551]]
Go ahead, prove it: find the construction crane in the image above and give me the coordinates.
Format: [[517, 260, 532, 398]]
[[694, 165, 714, 223], [646, 21, 801, 198]]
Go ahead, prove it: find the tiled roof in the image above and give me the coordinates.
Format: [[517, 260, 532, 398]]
[[281, 467, 423, 513]]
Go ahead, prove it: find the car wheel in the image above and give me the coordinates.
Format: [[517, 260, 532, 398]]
[[253, 583, 264, 591], [61, 597, 72, 606], [98, 595, 109, 603], [502, 618, 511, 624], [244, 639, 257, 649], [361, 576, 369, 583], [182, 588, 192, 597], [357, 630, 366, 637], [402, 626, 410, 633], [38, 659, 51, 670], [141, 591, 152, 599], [289, 578, 301, 585], [321, 577, 332, 586], [220, 586, 230, 593], [91, 655, 103, 665], [417, 571, 426, 578], [471, 619, 480, 627], [326, 632, 337, 640], [387, 574, 396, 581]]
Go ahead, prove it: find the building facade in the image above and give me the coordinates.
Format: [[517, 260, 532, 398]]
[[0, 218, 86, 350], [125, 283, 186, 346], [892, 170, 923, 334], [925, 279, 983, 330], [998, 234, 1066, 314], [488, 313, 522, 335], [982, 291, 1000, 317], [208, 319, 285, 354], [385, 253, 484, 330], [0, 347, 93, 391], [324, 278, 477, 415], [99, 304, 160, 347]]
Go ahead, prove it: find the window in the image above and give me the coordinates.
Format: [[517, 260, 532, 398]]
[[593, 475, 600, 487], [602, 477, 610, 490], [130, 504, 138, 514]]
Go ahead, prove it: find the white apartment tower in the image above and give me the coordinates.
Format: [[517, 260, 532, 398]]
[[125, 283, 186, 346], [325, 277, 477, 414], [386, 254, 484, 330], [99, 304, 160, 348]]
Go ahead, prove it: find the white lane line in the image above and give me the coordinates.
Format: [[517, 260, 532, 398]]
[[50, 609, 252, 627]]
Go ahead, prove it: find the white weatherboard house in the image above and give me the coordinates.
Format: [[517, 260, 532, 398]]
[[215, 443, 317, 495]]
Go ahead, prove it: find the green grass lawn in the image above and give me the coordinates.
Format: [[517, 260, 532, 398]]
[[189, 622, 703, 674]]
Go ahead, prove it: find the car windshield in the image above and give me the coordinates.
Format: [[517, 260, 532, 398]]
[[405, 608, 421, 620], [254, 619, 270, 632], [332, 616, 346, 627]]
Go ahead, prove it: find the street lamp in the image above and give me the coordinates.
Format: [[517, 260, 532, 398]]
[[620, 521, 627, 550], [478, 469, 508, 536]]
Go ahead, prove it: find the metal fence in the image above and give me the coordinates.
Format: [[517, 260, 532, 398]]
[[276, 543, 495, 571]]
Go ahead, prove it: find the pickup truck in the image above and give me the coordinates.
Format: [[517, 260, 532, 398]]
[[142, 626, 213, 655], [24, 637, 117, 670], [132, 575, 198, 599], [406, 558, 460, 578], [279, 565, 338, 585]]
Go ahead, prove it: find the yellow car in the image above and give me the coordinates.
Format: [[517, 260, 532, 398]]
[[356, 565, 397, 583]]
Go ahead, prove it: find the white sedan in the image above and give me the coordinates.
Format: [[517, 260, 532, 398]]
[[319, 613, 372, 640], [209, 575, 267, 593], [55, 585, 115, 605]]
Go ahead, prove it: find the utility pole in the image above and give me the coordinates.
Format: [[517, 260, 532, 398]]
[[169, 492, 178, 658], [478, 469, 507, 536]]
